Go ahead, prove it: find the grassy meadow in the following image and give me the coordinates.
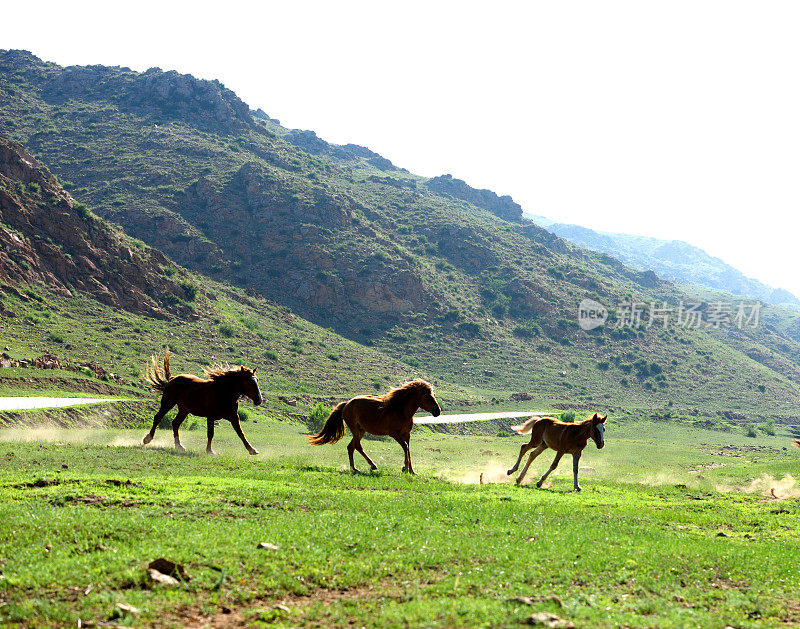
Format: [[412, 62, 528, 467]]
[[0, 416, 798, 627]]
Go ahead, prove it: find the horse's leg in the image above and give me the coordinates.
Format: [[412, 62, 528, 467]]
[[516, 444, 547, 485], [206, 418, 217, 455], [392, 434, 414, 474], [354, 432, 378, 471], [346, 438, 358, 471], [172, 409, 189, 452], [572, 452, 582, 491], [402, 433, 415, 475], [228, 411, 258, 455], [507, 440, 535, 475], [536, 451, 565, 488], [143, 396, 175, 444]]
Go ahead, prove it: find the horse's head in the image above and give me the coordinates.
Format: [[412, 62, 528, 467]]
[[238, 366, 263, 406], [415, 381, 441, 417], [590, 412, 607, 449]]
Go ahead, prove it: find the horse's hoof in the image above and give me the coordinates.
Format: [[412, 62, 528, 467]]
[[143, 434, 153, 445], [506, 469, 514, 476], [248, 448, 259, 456], [370, 465, 378, 471], [175, 444, 186, 452], [536, 482, 543, 488], [574, 486, 583, 492], [206, 450, 216, 456], [515, 479, 522, 486]]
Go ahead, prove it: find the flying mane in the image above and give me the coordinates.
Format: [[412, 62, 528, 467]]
[[202, 364, 253, 380], [380, 379, 433, 413]]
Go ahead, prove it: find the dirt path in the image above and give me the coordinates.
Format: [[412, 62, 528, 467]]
[[414, 410, 551, 425], [0, 397, 127, 411]]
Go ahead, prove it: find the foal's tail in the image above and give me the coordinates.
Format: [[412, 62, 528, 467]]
[[145, 350, 172, 392], [308, 402, 346, 445], [511, 415, 545, 435]]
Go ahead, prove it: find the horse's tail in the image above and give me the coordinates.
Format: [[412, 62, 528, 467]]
[[511, 416, 544, 435], [145, 349, 172, 392], [308, 402, 346, 445]]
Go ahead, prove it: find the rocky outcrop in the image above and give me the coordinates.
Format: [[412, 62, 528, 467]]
[[178, 162, 430, 329], [30, 52, 253, 133], [0, 137, 187, 316], [426, 174, 524, 221]]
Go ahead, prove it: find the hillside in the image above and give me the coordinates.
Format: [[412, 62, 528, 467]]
[[2, 49, 800, 422], [0, 137, 191, 317], [528, 214, 800, 311]]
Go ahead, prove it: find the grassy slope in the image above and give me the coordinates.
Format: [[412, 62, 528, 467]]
[[0, 421, 798, 627], [1, 51, 800, 421]]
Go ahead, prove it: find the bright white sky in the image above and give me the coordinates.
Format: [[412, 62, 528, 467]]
[[5, 1, 800, 296]]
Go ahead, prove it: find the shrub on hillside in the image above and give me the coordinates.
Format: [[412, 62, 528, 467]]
[[513, 320, 542, 339], [307, 403, 330, 433], [455, 321, 481, 337], [561, 410, 576, 422], [745, 424, 758, 438]]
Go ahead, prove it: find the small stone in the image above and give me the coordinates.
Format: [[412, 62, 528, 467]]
[[526, 612, 574, 628], [257, 542, 279, 550]]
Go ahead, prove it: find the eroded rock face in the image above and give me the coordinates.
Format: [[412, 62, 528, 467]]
[[178, 162, 430, 329], [426, 174, 523, 221], [40, 60, 253, 133], [0, 138, 186, 316]]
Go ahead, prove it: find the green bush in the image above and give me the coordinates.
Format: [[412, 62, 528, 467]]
[[219, 323, 236, 337], [179, 280, 198, 302], [73, 202, 92, 221], [455, 321, 481, 337], [264, 350, 278, 361], [239, 316, 259, 331], [307, 403, 330, 433], [401, 355, 420, 367], [238, 408, 250, 422], [745, 424, 758, 438], [513, 320, 542, 339], [760, 421, 776, 436], [561, 410, 576, 422]]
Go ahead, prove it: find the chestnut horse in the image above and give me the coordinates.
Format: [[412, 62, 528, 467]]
[[308, 379, 441, 474], [506, 413, 607, 490], [142, 351, 263, 455]]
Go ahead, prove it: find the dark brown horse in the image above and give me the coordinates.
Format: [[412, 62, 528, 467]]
[[308, 379, 441, 474], [142, 351, 263, 454], [506, 413, 607, 490]]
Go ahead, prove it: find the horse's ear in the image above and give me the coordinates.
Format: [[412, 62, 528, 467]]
[[601, 414, 607, 423], [591, 412, 601, 421], [252, 367, 257, 375], [240, 366, 245, 372]]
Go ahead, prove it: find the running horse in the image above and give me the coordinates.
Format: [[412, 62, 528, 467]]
[[506, 413, 607, 490], [142, 351, 263, 454], [308, 379, 441, 473]]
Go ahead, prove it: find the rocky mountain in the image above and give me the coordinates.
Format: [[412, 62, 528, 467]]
[[0, 137, 190, 316], [527, 215, 800, 311], [3, 49, 800, 416]]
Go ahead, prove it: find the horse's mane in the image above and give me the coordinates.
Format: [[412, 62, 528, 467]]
[[380, 379, 433, 412], [203, 364, 253, 380]]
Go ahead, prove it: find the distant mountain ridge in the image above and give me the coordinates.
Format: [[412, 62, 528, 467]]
[[527, 214, 800, 311]]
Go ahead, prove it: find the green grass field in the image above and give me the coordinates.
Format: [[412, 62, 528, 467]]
[[0, 417, 798, 627]]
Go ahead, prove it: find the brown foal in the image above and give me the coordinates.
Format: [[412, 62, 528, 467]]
[[506, 413, 607, 490]]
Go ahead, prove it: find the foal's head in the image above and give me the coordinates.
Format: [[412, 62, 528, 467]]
[[236, 366, 264, 406], [589, 413, 607, 449]]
